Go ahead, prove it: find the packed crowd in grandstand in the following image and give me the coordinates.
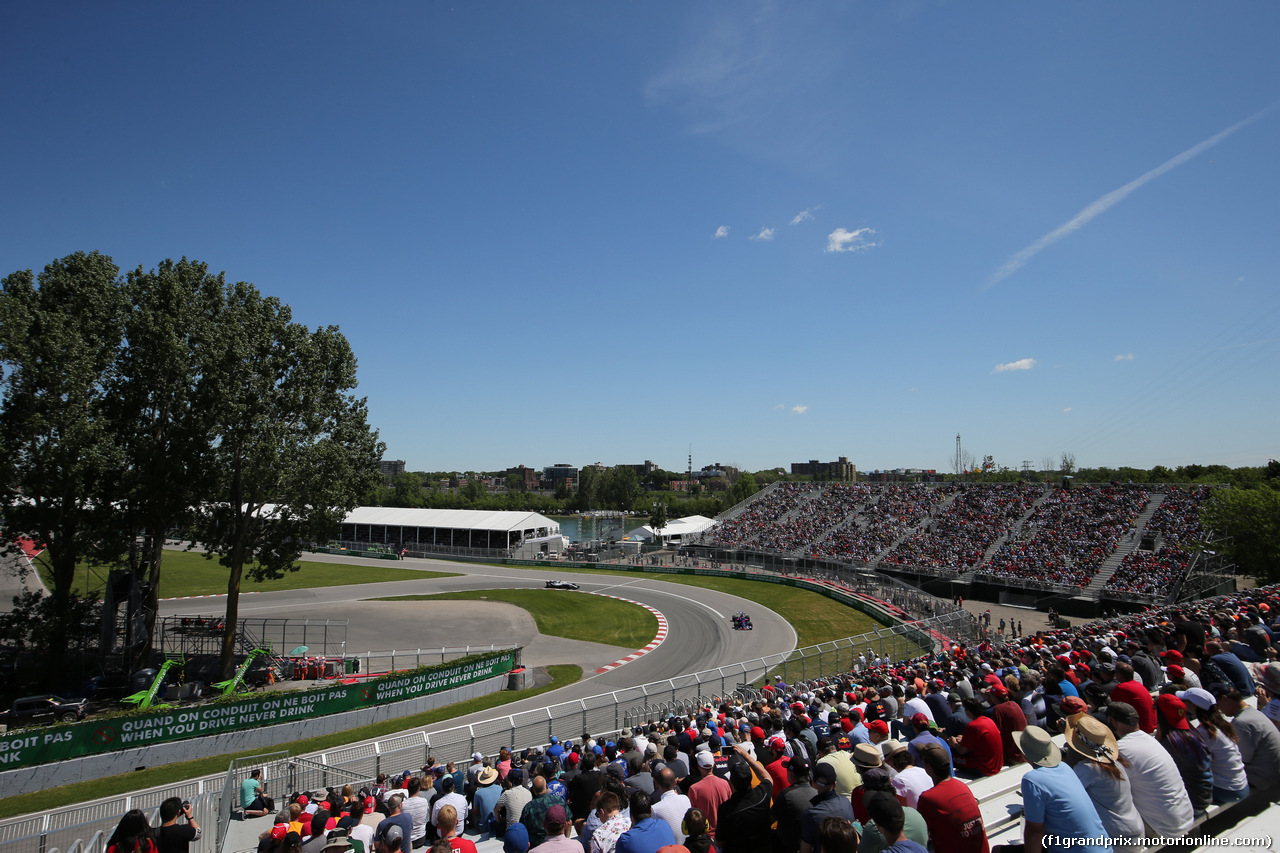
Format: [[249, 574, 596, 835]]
[[697, 482, 1218, 598], [107, 582, 1280, 853]]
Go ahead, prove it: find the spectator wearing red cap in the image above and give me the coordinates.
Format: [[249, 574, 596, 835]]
[[946, 698, 1002, 778], [762, 736, 790, 794], [984, 684, 1028, 766]]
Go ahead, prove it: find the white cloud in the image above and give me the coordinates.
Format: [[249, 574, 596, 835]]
[[985, 100, 1280, 290], [790, 208, 816, 225], [1114, 353, 1135, 361], [750, 227, 776, 242], [791, 404, 808, 415], [993, 358, 1037, 373], [1062, 407, 1073, 413], [713, 225, 731, 239], [773, 403, 785, 410], [826, 227, 879, 253]]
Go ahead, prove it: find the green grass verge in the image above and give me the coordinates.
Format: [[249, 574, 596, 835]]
[[0, 664, 582, 822], [33, 548, 459, 599], [372, 589, 658, 649], [487, 565, 881, 648]]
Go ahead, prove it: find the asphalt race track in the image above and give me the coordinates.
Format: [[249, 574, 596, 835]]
[[156, 551, 800, 718]]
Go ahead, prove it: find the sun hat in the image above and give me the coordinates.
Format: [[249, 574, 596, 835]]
[[853, 743, 883, 768], [1257, 663, 1280, 695], [477, 767, 499, 786], [1017, 726, 1061, 768], [1065, 715, 1119, 766], [880, 739, 908, 759]]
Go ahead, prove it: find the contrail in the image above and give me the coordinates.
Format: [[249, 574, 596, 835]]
[[984, 100, 1280, 291]]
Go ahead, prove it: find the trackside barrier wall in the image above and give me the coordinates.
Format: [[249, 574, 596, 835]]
[[0, 651, 517, 773]]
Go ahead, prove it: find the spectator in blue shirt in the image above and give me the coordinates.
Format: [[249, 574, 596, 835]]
[[1016, 727, 1111, 853]]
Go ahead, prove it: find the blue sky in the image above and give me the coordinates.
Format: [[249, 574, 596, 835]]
[[3, 2, 1277, 475]]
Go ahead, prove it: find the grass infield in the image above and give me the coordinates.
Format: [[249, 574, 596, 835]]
[[491, 565, 883, 648], [32, 548, 459, 599], [371, 588, 659, 650], [0, 664, 582, 822]]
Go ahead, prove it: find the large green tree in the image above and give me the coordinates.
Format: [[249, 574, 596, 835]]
[[0, 253, 126, 639], [102, 259, 227, 663], [187, 283, 383, 678], [1202, 483, 1280, 583]]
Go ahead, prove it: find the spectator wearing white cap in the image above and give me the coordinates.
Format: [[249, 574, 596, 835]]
[[1178, 687, 1250, 804], [686, 750, 731, 835]]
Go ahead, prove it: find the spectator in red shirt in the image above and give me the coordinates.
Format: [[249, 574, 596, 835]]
[[946, 699, 1003, 777], [1109, 663, 1157, 733], [915, 744, 988, 853], [984, 684, 1028, 765]]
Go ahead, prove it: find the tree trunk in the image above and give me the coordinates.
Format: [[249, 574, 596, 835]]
[[220, 555, 243, 681]]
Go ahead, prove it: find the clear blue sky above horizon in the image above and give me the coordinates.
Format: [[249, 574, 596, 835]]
[[3, 2, 1277, 475]]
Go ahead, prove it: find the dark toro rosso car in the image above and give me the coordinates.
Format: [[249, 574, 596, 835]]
[[545, 579, 580, 590]]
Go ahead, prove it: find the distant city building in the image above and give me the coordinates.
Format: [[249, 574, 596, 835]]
[[505, 465, 540, 491], [790, 457, 856, 481], [379, 459, 406, 483], [695, 462, 739, 480], [543, 463, 579, 490], [621, 460, 659, 477]]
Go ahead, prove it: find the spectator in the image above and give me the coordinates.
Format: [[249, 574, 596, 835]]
[[1014, 726, 1111, 853], [1213, 685, 1280, 798], [1109, 701, 1194, 836], [495, 770, 531, 836], [681, 809, 713, 853], [1108, 664, 1156, 733], [435, 805, 477, 853], [817, 818, 859, 853], [1061, 716, 1145, 845], [947, 699, 1002, 777], [106, 809, 156, 853], [1177, 688, 1250, 804], [649, 767, 691, 845], [883, 741, 932, 809], [774, 756, 816, 853], [816, 736, 861, 798], [472, 767, 502, 837], [1152, 693, 1213, 818], [521, 776, 570, 850], [155, 797, 201, 853], [685, 751, 731, 835], [401, 777, 431, 848], [375, 795, 413, 853], [716, 745, 774, 853], [615, 793, 675, 853], [800, 764, 855, 853], [589, 791, 631, 853], [860, 793, 928, 853], [983, 685, 1027, 766], [915, 745, 987, 853], [532, 805, 578, 853], [243, 769, 275, 818]]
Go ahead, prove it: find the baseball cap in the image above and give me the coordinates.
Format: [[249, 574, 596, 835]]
[[868, 720, 889, 736], [503, 822, 531, 853], [696, 751, 715, 769], [812, 763, 838, 787], [910, 712, 930, 728]]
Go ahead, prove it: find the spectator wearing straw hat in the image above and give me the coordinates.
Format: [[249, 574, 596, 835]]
[[1007, 726, 1110, 853], [1061, 716, 1144, 845]]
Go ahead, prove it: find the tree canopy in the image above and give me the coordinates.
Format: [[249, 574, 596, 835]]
[[0, 253, 382, 683]]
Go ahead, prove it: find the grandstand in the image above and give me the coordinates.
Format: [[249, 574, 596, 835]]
[[689, 481, 1231, 616]]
